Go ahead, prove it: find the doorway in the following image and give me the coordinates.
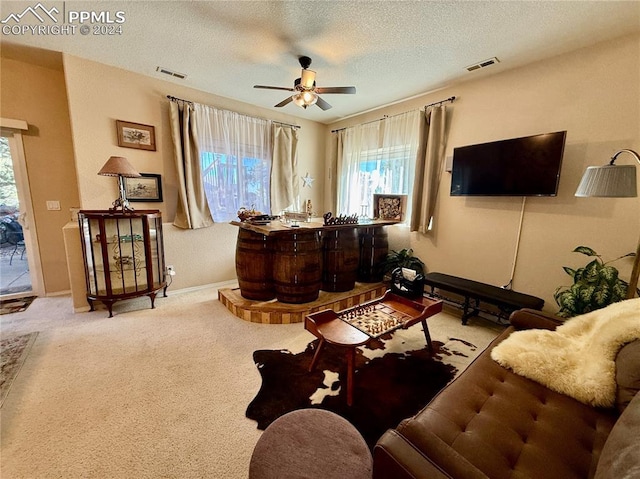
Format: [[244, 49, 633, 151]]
[[0, 124, 43, 300]]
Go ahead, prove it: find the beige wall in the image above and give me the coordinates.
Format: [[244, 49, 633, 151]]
[[329, 33, 640, 311], [61, 55, 326, 291], [4, 33, 638, 313], [0, 54, 80, 293]]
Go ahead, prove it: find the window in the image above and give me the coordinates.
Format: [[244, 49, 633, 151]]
[[353, 144, 414, 217], [337, 110, 420, 218], [195, 104, 272, 222], [201, 151, 271, 222]]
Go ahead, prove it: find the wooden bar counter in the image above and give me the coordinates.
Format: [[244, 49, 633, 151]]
[[231, 219, 398, 304]]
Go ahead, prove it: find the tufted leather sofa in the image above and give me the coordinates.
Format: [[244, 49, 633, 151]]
[[373, 308, 640, 479]]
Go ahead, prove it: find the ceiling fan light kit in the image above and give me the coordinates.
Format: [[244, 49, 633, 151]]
[[254, 56, 356, 111], [293, 90, 318, 108]]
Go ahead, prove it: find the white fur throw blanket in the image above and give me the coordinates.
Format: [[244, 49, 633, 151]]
[[491, 298, 640, 408]]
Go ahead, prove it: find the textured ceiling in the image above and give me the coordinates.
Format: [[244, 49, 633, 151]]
[[1, 1, 639, 124]]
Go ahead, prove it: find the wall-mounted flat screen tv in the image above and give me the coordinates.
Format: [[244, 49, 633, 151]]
[[450, 131, 567, 196]]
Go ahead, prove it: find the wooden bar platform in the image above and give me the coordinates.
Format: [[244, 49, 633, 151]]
[[218, 282, 388, 324]]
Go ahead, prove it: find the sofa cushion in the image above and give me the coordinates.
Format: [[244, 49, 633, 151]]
[[615, 340, 640, 413], [396, 329, 619, 479], [594, 391, 640, 479]]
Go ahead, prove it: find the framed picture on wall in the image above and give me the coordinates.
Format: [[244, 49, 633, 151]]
[[124, 173, 163, 202], [373, 194, 407, 221], [116, 120, 156, 151]]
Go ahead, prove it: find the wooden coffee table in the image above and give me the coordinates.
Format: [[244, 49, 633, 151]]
[[304, 292, 443, 406]]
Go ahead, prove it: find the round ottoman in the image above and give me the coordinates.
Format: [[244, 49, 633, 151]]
[[249, 408, 372, 479]]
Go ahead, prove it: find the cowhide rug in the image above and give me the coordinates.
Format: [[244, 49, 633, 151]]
[[246, 338, 458, 448]]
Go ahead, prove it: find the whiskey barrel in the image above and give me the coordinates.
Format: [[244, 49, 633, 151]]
[[236, 229, 276, 300], [273, 230, 322, 303], [322, 227, 359, 292], [357, 226, 389, 282]]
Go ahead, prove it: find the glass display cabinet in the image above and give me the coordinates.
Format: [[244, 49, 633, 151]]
[[78, 210, 167, 317]]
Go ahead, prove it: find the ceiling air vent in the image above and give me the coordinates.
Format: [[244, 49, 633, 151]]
[[156, 66, 187, 80], [466, 57, 500, 72]]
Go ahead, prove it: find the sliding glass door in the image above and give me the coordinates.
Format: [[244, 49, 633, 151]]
[[0, 128, 43, 299]]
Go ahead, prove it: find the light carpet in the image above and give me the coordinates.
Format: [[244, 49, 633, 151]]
[[0, 286, 502, 478]]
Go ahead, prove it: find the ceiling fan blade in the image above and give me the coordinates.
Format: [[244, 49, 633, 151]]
[[315, 96, 332, 111], [301, 69, 316, 89], [274, 96, 294, 108], [254, 85, 295, 92], [315, 86, 356, 94]]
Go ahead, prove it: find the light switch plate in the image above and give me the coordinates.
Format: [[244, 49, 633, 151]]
[[46, 200, 61, 211]]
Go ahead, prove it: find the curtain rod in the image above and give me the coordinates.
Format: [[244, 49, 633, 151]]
[[331, 95, 456, 133], [331, 108, 418, 133], [425, 96, 456, 109], [166, 95, 301, 130], [167, 94, 193, 104]]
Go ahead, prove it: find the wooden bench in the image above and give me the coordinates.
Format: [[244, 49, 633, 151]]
[[423, 272, 544, 324]]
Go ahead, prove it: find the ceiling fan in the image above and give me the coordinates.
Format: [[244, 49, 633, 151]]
[[254, 56, 356, 111]]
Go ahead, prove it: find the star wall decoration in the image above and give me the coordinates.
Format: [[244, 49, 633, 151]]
[[302, 173, 314, 188]]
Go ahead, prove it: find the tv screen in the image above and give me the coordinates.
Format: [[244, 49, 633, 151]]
[[450, 131, 567, 196]]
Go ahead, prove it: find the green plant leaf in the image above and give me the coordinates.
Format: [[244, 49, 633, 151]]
[[612, 281, 628, 300], [583, 260, 601, 283], [600, 265, 619, 283], [573, 246, 599, 257], [556, 245, 632, 316], [578, 285, 596, 303], [553, 285, 566, 302], [555, 290, 578, 316], [554, 289, 567, 306], [606, 251, 636, 264], [594, 285, 611, 307]]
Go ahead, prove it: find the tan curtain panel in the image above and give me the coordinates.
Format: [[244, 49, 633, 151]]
[[410, 105, 449, 233], [328, 130, 345, 214], [270, 124, 299, 213], [169, 101, 214, 229]]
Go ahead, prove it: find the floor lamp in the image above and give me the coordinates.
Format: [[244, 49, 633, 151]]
[[575, 149, 640, 299]]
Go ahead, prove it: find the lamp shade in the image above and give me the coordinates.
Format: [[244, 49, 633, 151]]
[[574, 164, 637, 197], [98, 156, 141, 178]]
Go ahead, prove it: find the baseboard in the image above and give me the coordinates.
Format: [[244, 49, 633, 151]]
[[45, 289, 72, 297], [168, 279, 238, 296]]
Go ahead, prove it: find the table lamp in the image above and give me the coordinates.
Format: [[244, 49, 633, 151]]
[[575, 149, 640, 298], [98, 156, 141, 211]]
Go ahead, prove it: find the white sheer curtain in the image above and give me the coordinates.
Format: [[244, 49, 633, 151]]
[[194, 104, 272, 221], [337, 110, 420, 218]]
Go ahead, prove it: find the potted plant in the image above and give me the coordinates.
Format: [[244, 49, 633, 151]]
[[554, 246, 634, 317], [381, 249, 427, 299], [382, 248, 425, 277]]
